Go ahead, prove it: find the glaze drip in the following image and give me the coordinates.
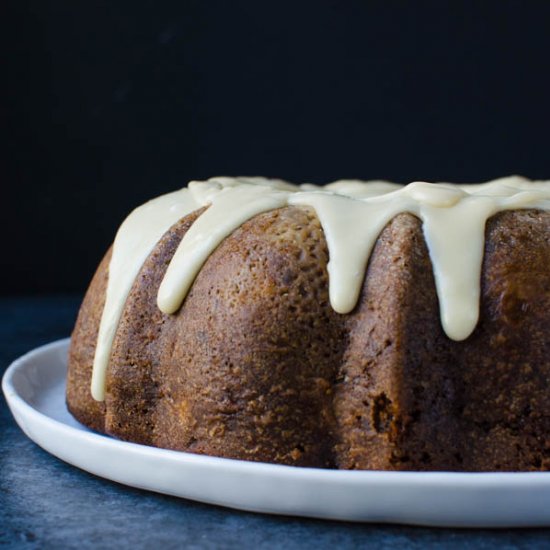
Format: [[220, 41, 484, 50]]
[[91, 175, 550, 401]]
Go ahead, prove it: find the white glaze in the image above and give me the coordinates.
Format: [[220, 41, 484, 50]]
[[91, 175, 550, 401], [91, 189, 201, 400]]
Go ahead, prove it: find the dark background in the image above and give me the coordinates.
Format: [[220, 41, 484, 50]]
[[4, 0, 550, 295]]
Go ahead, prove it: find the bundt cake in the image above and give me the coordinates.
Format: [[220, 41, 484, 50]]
[[67, 176, 550, 471]]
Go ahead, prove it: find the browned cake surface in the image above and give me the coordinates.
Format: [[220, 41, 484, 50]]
[[459, 210, 550, 471], [67, 207, 550, 471], [66, 250, 110, 432]]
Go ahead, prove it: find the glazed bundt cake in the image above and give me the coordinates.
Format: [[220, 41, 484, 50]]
[[67, 176, 550, 471]]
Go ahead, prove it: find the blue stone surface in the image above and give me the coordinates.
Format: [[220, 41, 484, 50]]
[[1, 296, 550, 549]]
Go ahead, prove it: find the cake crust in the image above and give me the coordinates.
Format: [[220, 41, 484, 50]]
[[67, 205, 550, 471]]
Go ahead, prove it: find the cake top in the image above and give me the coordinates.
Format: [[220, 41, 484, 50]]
[[90, 176, 550, 401]]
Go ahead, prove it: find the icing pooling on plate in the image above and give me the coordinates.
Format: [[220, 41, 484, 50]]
[[91, 175, 550, 401]]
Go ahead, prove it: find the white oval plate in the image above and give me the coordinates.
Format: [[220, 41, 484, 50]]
[[3, 339, 550, 527]]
